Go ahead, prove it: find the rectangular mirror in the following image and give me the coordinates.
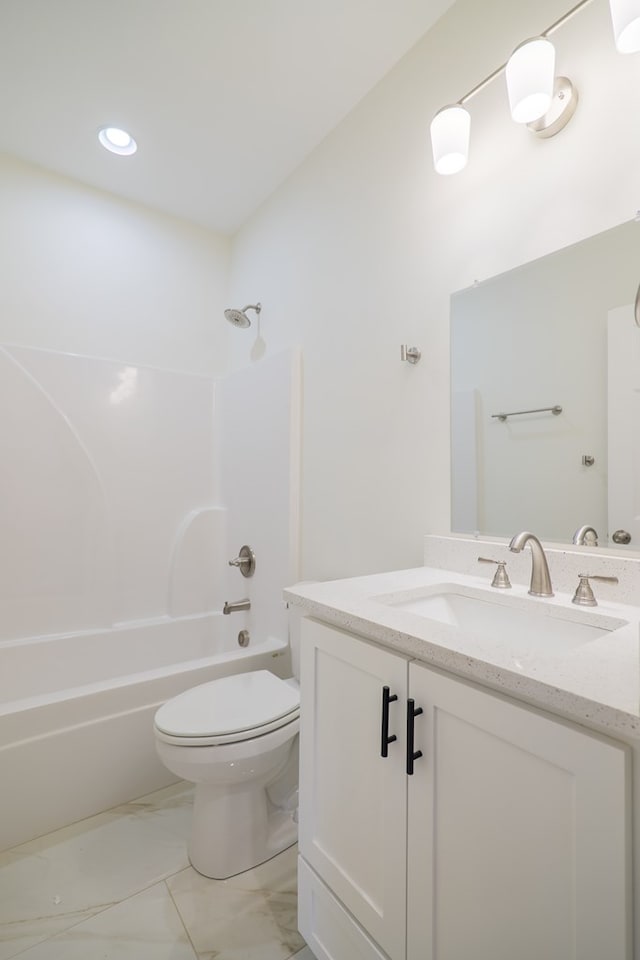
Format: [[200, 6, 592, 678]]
[[451, 219, 640, 548]]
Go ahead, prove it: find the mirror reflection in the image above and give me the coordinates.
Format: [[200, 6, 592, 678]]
[[451, 219, 640, 547]]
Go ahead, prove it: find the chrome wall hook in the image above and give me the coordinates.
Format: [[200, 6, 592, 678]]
[[400, 345, 421, 364]]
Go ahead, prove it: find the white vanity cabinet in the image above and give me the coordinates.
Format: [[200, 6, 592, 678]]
[[298, 616, 409, 959], [298, 617, 631, 960]]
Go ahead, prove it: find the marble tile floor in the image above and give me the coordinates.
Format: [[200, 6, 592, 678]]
[[0, 781, 315, 960]]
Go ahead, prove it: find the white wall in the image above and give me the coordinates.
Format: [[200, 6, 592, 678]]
[[0, 153, 230, 374], [228, 0, 640, 581]]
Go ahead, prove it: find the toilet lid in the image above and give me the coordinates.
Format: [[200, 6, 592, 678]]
[[154, 670, 300, 740]]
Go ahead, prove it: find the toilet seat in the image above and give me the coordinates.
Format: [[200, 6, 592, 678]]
[[154, 670, 300, 747]]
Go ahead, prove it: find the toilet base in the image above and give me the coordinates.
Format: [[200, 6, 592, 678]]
[[188, 779, 298, 879], [154, 695, 300, 881]]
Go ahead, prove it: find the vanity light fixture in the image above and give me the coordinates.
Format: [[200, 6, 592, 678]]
[[609, 0, 640, 52], [430, 104, 471, 175], [431, 0, 638, 175], [506, 37, 556, 123], [98, 126, 137, 156]]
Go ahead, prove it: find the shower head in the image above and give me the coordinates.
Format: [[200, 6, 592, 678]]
[[224, 303, 262, 328]]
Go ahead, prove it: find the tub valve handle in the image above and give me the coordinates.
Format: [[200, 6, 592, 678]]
[[228, 545, 256, 578]]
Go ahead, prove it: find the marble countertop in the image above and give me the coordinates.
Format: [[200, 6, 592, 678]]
[[284, 566, 640, 740]]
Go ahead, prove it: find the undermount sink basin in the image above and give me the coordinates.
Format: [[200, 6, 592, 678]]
[[373, 584, 627, 657]]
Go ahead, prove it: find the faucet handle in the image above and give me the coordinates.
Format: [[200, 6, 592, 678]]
[[572, 574, 619, 607], [477, 557, 512, 589]]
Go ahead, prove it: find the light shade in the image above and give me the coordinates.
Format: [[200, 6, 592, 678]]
[[430, 105, 470, 176], [506, 37, 555, 124], [98, 127, 137, 156], [609, 0, 640, 52]]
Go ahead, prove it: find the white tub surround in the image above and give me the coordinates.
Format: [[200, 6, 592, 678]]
[[216, 348, 302, 655], [0, 345, 220, 641]]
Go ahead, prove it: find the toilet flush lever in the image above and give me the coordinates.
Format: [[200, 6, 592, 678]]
[[228, 545, 256, 578]]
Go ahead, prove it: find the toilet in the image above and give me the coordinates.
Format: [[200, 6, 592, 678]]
[[154, 668, 300, 879]]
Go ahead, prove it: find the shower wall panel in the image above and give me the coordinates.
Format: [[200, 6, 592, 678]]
[[0, 345, 222, 642], [216, 348, 301, 648]]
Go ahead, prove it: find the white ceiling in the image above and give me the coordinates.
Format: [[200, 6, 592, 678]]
[[0, 0, 454, 235]]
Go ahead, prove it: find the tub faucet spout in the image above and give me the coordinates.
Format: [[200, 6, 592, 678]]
[[223, 598, 251, 615], [508, 531, 554, 597]]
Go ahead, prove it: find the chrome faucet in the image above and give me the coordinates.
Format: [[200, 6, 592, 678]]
[[508, 531, 554, 597], [223, 598, 251, 615], [572, 525, 599, 546]]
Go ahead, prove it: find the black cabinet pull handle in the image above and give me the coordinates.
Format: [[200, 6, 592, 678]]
[[380, 685, 398, 757], [406, 698, 423, 775]]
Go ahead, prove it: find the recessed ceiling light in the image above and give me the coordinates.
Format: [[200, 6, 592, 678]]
[[98, 127, 137, 156]]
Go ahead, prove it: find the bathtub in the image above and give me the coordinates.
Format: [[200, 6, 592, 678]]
[[0, 614, 290, 852]]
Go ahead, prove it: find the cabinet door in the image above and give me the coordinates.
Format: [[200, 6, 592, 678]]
[[407, 663, 630, 960], [299, 618, 408, 960]]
